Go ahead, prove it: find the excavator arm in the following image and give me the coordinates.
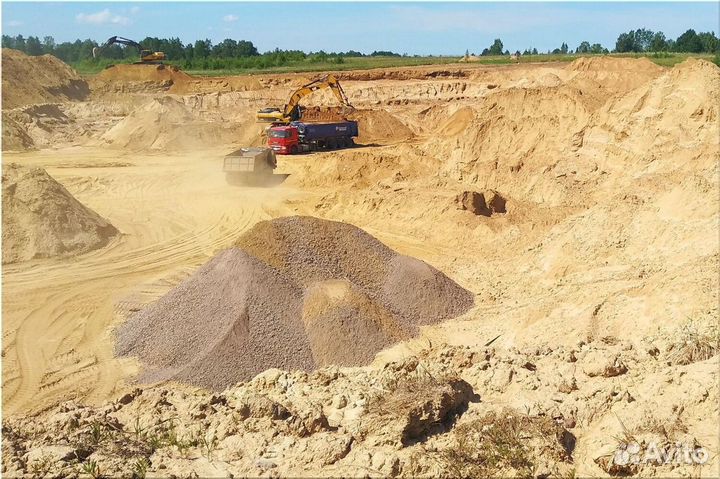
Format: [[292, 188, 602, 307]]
[[93, 36, 142, 57], [92, 36, 166, 63], [257, 75, 353, 123]]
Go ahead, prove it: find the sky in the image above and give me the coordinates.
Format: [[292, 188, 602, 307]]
[[2, 2, 718, 55]]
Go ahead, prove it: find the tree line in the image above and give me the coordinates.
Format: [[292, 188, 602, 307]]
[[2, 27, 717, 71], [468, 28, 717, 57], [0, 34, 405, 69]]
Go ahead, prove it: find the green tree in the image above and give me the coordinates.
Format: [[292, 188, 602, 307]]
[[634, 28, 654, 51], [697, 31, 718, 53], [675, 29, 702, 52], [590, 43, 607, 54], [237, 40, 258, 56], [193, 39, 212, 58], [164, 37, 185, 60], [42, 36, 55, 54], [14, 34, 26, 52], [616, 31, 636, 52], [650, 31, 667, 52], [488, 38, 504, 55], [212, 38, 238, 57], [2, 35, 15, 49], [576, 41, 591, 54]]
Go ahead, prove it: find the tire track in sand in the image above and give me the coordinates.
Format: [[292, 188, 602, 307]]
[[3, 158, 274, 416]]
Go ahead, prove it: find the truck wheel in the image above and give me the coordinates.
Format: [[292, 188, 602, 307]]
[[327, 138, 336, 149], [290, 145, 298, 155]]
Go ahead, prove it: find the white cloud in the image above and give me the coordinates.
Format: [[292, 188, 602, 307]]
[[223, 14, 239, 22], [6, 20, 23, 27], [130, 6, 140, 15], [76, 9, 130, 26]]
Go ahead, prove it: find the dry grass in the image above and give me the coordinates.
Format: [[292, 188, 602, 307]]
[[666, 317, 719, 366], [425, 409, 575, 478]]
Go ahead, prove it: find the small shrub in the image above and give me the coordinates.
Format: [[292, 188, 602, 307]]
[[81, 459, 102, 479], [439, 409, 574, 478], [666, 317, 719, 365], [132, 457, 150, 479]]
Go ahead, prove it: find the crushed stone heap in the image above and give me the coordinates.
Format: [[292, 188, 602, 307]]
[[116, 216, 474, 389]]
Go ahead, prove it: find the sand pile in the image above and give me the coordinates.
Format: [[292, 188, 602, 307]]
[[568, 56, 661, 73], [90, 64, 263, 95], [566, 56, 663, 95], [346, 108, 414, 144], [2, 164, 119, 264], [94, 63, 191, 83], [2, 49, 89, 110], [117, 216, 473, 389], [99, 96, 239, 151], [301, 106, 349, 123]]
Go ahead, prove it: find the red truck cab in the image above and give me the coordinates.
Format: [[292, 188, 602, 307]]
[[267, 126, 299, 155]]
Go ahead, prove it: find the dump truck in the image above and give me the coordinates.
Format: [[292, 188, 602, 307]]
[[267, 120, 359, 154], [223, 147, 277, 185]]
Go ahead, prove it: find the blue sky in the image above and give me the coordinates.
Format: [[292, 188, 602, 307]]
[[2, 2, 718, 55]]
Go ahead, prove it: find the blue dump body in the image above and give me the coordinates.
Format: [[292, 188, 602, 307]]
[[291, 121, 359, 140]]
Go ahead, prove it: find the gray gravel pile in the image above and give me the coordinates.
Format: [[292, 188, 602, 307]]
[[117, 216, 473, 389]]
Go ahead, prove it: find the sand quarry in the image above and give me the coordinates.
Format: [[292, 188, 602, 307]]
[[2, 48, 719, 477]]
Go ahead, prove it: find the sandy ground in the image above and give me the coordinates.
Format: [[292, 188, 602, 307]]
[[2, 53, 718, 476], [1, 144, 476, 415], [2, 147, 296, 414]]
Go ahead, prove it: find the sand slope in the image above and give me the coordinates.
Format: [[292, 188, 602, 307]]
[[1, 49, 89, 109], [2, 164, 118, 264]]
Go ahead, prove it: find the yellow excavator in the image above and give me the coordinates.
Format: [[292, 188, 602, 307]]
[[256, 74, 353, 124], [93, 36, 166, 64]]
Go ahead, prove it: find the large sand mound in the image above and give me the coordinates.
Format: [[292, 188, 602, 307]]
[[89, 64, 193, 95], [116, 216, 473, 389], [93, 63, 192, 83], [568, 55, 662, 73], [567, 55, 663, 95], [2, 164, 119, 264], [99, 96, 239, 151], [90, 63, 262, 95], [1, 49, 89, 109]]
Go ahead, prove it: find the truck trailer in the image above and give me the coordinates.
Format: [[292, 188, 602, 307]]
[[267, 120, 359, 155], [223, 147, 277, 185]]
